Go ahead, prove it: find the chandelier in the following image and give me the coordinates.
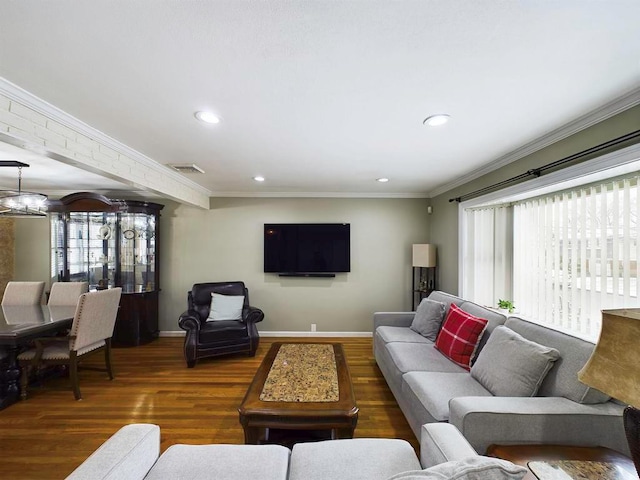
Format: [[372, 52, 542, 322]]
[[0, 160, 48, 218]]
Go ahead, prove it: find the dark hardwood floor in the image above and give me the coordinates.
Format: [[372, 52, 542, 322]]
[[0, 337, 416, 479]]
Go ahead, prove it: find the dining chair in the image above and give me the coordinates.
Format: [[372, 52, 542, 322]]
[[47, 281, 89, 306], [18, 287, 122, 400], [1, 281, 45, 306]]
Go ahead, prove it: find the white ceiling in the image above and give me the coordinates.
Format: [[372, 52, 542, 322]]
[[0, 1, 639, 199]]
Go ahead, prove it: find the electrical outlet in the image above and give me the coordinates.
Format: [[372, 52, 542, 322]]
[[311, 323, 317, 332]]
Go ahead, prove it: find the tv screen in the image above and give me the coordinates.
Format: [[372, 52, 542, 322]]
[[264, 223, 350, 274]]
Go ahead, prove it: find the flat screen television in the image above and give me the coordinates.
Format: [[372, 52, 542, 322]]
[[264, 223, 350, 275]]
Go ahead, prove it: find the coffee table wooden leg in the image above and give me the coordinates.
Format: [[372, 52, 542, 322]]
[[243, 426, 261, 444], [239, 415, 261, 444]]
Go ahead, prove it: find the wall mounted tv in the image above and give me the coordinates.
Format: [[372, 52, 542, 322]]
[[264, 223, 350, 277]]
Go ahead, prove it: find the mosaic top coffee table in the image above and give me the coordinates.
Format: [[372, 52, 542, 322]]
[[238, 342, 359, 445]]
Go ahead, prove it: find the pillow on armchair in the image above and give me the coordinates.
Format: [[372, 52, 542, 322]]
[[207, 293, 245, 321]]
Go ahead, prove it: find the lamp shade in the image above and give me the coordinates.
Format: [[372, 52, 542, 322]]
[[578, 309, 640, 407], [412, 244, 436, 268]]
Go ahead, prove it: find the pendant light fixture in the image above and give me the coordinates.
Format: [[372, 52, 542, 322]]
[[0, 160, 48, 218]]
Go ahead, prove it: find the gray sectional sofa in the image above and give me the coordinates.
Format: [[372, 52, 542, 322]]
[[374, 291, 628, 455], [66, 423, 528, 480]]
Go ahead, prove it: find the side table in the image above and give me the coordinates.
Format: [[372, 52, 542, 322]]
[[487, 444, 637, 480]]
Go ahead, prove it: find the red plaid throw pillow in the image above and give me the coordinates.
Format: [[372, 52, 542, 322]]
[[435, 304, 488, 370]]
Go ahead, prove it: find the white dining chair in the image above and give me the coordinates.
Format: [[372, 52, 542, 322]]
[[1, 281, 45, 306], [48, 281, 89, 306]]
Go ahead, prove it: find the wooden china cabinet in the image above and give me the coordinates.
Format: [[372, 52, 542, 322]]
[[48, 192, 164, 346]]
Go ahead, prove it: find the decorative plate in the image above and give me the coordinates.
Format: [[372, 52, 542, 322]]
[[98, 224, 111, 240], [123, 229, 136, 240]]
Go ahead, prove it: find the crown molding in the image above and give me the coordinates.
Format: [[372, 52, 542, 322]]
[[210, 190, 430, 199], [0, 77, 212, 197], [428, 86, 640, 198]]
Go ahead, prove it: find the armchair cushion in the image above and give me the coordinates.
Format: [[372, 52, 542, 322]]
[[207, 293, 245, 321], [199, 321, 249, 343]]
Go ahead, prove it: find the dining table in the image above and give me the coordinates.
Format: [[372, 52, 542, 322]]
[[0, 304, 77, 409]]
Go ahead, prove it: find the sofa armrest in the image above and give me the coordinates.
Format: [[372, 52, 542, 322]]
[[449, 396, 627, 456], [420, 423, 478, 468], [66, 424, 160, 480], [373, 312, 415, 330]]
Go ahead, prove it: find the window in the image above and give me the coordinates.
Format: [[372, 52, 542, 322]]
[[513, 177, 638, 340], [462, 206, 512, 308], [460, 144, 640, 341]]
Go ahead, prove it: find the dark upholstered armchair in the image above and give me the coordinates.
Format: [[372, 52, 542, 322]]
[[178, 281, 264, 367]]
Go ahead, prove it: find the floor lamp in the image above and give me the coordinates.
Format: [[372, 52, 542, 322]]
[[578, 308, 640, 477], [412, 244, 436, 309]]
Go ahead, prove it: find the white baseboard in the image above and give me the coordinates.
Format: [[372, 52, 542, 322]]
[[159, 330, 372, 338]]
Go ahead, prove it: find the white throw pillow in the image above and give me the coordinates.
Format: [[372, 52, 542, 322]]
[[386, 456, 528, 480], [207, 293, 244, 321]]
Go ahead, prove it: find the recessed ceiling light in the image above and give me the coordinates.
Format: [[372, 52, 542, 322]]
[[194, 111, 221, 124], [423, 114, 450, 127], [253, 176, 265, 182], [377, 178, 390, 183]]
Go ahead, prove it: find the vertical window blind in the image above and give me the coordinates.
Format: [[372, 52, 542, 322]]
[[463, 174, 639, 341], [463, 206, 512, 308], [513, 175, 639, 340]]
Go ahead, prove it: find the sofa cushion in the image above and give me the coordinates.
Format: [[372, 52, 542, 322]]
[[457, 301, 508, 359], [410, 299, 446, 341], [402, 372, 492, 422], [145, 444, 290, 480], [386, 456, 527, 480], [435, 304, 488, 370], [505, 317, 610, 404], [377, 326, 432, 345], [386, 343, 468, 374], [289, 438, 421, 480], [427, 291, 465, 315], [471, 326, 560, 397]]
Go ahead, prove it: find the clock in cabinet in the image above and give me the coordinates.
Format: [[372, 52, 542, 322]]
[[48, 192, 164, 346]]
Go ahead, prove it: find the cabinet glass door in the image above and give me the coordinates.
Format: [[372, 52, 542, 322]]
[[63, 212, 117, 289], [119, 212, 156, 293], [50, 215, 65, 283]]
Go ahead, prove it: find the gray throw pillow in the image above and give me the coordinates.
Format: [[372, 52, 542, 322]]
[[410, 299, 446, 341], [386, 456, 528, 480], [471, 326, 560, 397]]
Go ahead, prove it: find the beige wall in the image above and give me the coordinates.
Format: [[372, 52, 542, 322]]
[[430, 104, 640, 294], [13, 217, 50, 285], [160, 197, 430, 332], [13, 197, 430, 332]]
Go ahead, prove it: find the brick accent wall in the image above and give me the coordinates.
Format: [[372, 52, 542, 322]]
[[0, 87, 209, 209]]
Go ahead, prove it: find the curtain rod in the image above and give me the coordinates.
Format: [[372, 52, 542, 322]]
[[449, 129, 640, 203]]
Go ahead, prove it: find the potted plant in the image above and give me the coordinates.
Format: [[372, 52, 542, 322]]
[[497, 299, 515, 314]]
